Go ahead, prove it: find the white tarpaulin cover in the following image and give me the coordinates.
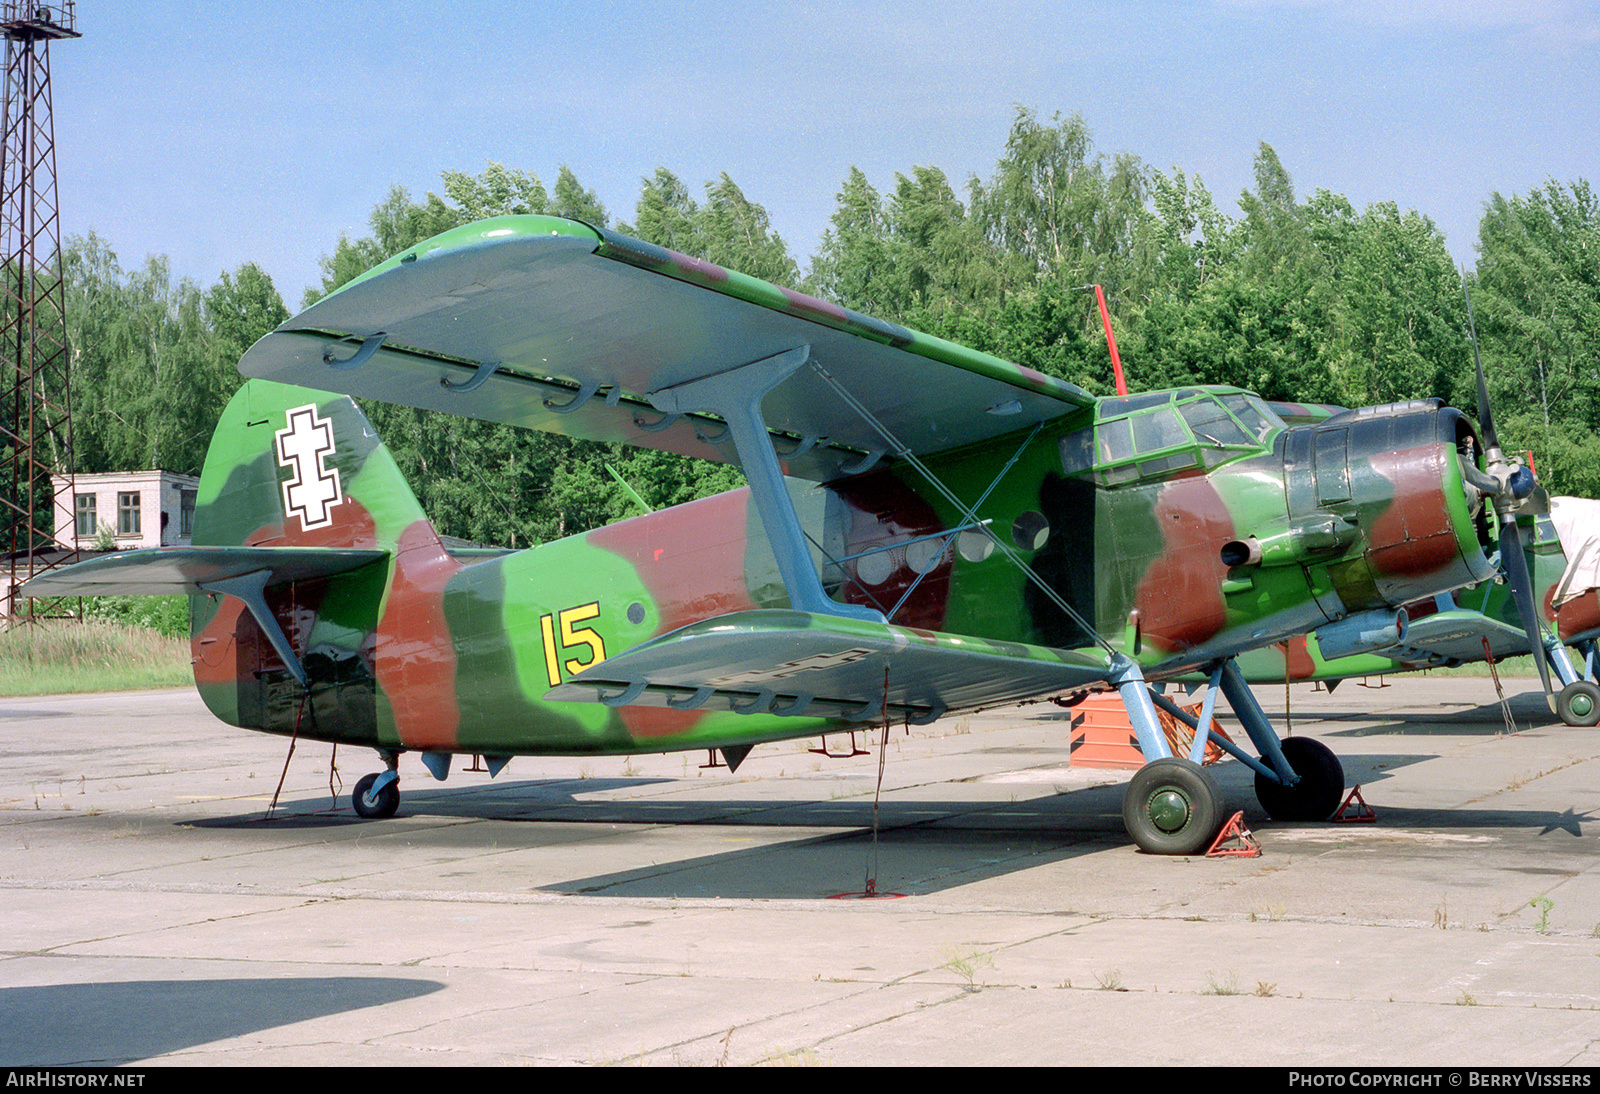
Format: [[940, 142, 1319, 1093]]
[[1550, 496, 1600, 606]]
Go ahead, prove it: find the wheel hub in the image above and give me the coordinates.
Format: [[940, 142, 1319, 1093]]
[[1147, 788, 1192, 833], [1570, 692, 1595, 718]]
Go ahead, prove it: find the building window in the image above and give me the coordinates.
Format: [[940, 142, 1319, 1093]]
[[117, 491, 141, 536], [180, 489, 196, 537], [75, 493, 96, 538]]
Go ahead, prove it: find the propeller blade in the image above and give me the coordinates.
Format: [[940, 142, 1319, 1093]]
[[1499, 517, 1555, 712], [1463, 281, 1499, 453]]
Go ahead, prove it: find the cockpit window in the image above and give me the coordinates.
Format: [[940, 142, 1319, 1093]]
[[1061, 387, 1280, 485], [1060, 426, 1094, 474], [1218, 393, 1281, 442], [1097, 416, 1134, 463], [1179, 398, 1253, 448]]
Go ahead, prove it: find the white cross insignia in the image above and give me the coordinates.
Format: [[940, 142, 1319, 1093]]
[[275, 404, 345, 530]]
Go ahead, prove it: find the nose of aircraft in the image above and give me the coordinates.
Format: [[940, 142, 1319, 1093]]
[[1227, 400, 1496, 620]]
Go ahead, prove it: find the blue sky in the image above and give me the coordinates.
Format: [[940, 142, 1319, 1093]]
[[50, 0, 1600, 308]]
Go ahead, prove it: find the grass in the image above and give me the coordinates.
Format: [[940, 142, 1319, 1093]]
[[1409, 655, 1542, 678], [0, 618, 192, 696], [1530, 895, 1555, 934], [1203, 970, 1242, 996], [940, 945, 995, 990]]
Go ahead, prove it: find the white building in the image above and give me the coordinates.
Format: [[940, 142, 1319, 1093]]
[[51, 470, 200, 550]]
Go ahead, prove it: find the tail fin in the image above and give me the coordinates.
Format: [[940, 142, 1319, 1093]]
[[189, 379, 438, 738], [195, 379, 431, 552]]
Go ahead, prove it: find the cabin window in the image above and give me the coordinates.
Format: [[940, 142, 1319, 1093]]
[[1129, 407, 1188, 454]]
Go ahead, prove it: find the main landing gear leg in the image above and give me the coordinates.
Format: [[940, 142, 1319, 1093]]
[[1215, 660, 1344, 822], [352, 750, 401, 820], [1113, 658, 1227, 855]]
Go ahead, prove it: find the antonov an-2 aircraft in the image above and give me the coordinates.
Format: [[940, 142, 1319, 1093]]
[[26, 214, 1543, 854]]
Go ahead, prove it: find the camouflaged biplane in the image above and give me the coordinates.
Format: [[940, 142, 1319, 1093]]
[[24, 214, 1550, 854]]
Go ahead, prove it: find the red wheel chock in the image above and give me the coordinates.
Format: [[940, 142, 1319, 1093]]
[[1206, 811, 1261, 857], [1333, 785, 1376, 823]]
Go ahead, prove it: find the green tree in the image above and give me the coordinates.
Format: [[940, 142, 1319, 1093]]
[[619, 167, 702, 252], [808, 166, 893, 314], [306, 186, 461, 307], [206, 262, 290, 370], [696, 173, 798, 286], [1319, 198, 1466, 408], [970, 107, 1149, 296], [1474, 179, 1600, 497], [441, 161, 550, 220], [551, 164, 609, 227]]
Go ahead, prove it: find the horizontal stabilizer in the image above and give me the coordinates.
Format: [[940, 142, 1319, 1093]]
[[546, 609, 1110, 724], [19, 546, 388, 598]]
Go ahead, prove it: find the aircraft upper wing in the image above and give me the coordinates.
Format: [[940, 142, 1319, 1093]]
[[238, 216, 1095, 482]]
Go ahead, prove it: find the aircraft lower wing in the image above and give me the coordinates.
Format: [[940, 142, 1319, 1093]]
[[1377, 607, 1536, 666], [19, 546, 388, 597], [236, 216, 1094, 482], [545, 609, 1112, 724]]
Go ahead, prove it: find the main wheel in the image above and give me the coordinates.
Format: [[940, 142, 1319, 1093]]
[[1557, 681, 1600, 727], [352, 772, 400, 819], [1122, 758, 1225, 855], [1255, 737, 1343, 821]]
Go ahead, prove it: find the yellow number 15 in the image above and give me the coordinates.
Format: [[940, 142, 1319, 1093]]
[[539, 602, 606, 687]]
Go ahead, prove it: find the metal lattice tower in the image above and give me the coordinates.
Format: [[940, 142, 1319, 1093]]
[[1, 1, 78, 621]]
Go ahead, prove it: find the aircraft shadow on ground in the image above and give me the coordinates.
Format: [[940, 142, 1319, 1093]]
[[1289, 694, 1566, 736], [0, 976, 442, 1066], [183, 751, 1586, 900]]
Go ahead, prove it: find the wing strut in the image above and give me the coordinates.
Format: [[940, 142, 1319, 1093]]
[[648, 345, 882, 624]]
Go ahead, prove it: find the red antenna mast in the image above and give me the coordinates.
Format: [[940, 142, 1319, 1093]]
[[1092, 284, 1127, 396]]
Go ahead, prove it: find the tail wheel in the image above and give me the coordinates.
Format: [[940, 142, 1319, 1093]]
[[1557, 681, 1600, 727], [1122, 758, 1225, 855], [352, 772, 400, 819], [1255, 737, 1344, 821]]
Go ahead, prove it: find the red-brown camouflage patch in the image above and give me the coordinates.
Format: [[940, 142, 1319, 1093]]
[[1366, 443, 1458, 578], [1556, 589, 1600, 643], [375, 521, 465, 750], [1134, 476, 1231, 653], [589, 489, 762, 635]]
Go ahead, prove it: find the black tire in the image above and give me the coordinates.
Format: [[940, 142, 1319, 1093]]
[[1255, 737, 1344, 821], [1122, 758, 1225, 855], [352, 772, 400, 819], [1557, 681, 1600, 727]]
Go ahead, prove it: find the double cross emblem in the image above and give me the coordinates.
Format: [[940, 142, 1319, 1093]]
[[275, 404, 345, 530]]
